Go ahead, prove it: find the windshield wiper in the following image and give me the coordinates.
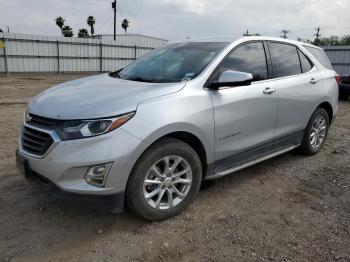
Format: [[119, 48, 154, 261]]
[[109, 68, 124, 79], [108, 71, 121, 78], [127, 77, 154, 83]]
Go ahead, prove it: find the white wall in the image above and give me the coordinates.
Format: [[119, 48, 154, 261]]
[[0, 32, 167, 74]]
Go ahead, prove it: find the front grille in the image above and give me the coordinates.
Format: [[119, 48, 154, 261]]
[[21, 126, 54, 156], [28, 114, 62, 129]]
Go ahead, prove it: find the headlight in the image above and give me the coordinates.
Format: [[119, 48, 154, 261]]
[[56, 112, 135, 140], [24, 110, 31, 123]]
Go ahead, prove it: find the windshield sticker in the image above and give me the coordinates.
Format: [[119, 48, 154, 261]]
[[184, 73, 195, 77], [182, 72, 195, 82]]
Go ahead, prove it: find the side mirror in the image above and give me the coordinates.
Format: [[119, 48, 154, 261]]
[[209, 70, 253, 89]]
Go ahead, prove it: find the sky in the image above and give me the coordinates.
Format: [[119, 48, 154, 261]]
[[0, 0, 349, 41]]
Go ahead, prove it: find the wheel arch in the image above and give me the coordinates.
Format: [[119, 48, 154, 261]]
[[160, 131, 208, 177], [317, 101, 334, 123], [128, 125, 213, 183]]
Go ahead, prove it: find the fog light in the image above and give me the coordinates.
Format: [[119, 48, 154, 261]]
[[85, 162, 113, 187]]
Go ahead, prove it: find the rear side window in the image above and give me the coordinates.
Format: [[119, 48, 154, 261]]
[[298, 50, 313, 73], [214, 42, 268, 82], [268, 42, 302, 77], [303, 46, 333, 70]]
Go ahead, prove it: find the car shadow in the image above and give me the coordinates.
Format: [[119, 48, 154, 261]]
[[1, 149, 303, 259]]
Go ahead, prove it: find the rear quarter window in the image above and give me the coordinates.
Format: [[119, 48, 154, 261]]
[[303, 46, 333, 70], [298, 50, 313, 73]]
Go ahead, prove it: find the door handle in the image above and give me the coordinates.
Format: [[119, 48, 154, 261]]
[[263, 87, 276, 95], [310, 78, 318, 84]]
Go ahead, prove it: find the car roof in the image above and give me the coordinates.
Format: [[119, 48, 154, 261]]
[[170, 36, 321, 50]]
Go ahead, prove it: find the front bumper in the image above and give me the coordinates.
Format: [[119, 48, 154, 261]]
[[17, 125, 143, 211], [17, 149, 125, 212]]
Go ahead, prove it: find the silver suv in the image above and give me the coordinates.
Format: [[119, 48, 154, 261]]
[[16, 37, 338, 220]]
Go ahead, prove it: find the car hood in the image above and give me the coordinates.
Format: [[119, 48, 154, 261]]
[[28, 74, 186, 119]]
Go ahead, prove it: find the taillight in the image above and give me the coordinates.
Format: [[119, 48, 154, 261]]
[[335, 74, 341, 85]]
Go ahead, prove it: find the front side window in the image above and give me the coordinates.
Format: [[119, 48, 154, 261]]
[[213, 42, 268, 82], [269, 42, 302, 78], [118, 42, 229, 83]]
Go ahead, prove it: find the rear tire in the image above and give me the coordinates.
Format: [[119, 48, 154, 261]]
[[299, 108, 329, 155], [126, 137, 202, 221]]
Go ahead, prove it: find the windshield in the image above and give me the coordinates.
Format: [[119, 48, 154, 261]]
[[118, 42, 229, 83]]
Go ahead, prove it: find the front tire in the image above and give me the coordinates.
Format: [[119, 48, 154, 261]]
[[300, 108, 329, 155], [126, 137, 202, 221]]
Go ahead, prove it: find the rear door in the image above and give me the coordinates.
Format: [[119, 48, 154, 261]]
[[209, 41, 278, 172], [267, 41, 323, 148]]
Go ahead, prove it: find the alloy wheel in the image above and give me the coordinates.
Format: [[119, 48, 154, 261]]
[[310, 115, 327, 149], [143, 155, 192, 210]]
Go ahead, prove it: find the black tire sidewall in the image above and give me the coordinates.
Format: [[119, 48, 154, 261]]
[[301, 108, 330, 155], [126, 138, 202, 221]]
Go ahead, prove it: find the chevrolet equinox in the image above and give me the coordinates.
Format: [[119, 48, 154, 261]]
[[16, 37, 339, 221]]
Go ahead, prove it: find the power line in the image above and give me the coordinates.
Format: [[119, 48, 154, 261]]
[[107, 16, 114, 34], [116, 0, 123, 15], [97, 14, 112, 32]]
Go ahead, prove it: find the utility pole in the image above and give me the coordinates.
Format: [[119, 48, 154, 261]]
[[280, 30, 290, 39], [313, 26, 321, 46], [243, 30, 250, 36], [112, 0, 117, 41], [314, 26, 321, 40]]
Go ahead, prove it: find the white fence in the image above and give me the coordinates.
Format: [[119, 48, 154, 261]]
[[0, 33, 167, 75]]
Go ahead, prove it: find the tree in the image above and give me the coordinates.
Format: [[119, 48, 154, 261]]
[[55, 16, 65, 36], [121, 19, 130, 34], [315, 35, 350, 46], [341, 35, 350, 45], [62, 25, 73, 37], [78, 28, 89, 38], [87, 16, 96, 36]]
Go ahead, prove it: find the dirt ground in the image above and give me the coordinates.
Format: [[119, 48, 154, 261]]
[[0, 75, 349, 262]]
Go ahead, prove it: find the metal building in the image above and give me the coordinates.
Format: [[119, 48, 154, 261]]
[[89, 34, 168, 47], [324, 46, 350, 76]]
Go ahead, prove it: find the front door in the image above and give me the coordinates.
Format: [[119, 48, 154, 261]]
[[209, 41, 278, 173]]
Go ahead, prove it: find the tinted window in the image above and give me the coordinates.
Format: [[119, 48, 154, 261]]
[[214, 42, 268, 81], [298, 50, 313, 73], [304, 46, 333, 70], [269, 42, 302, 77]]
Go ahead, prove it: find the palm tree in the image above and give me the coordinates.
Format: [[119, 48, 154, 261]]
[[55, 16, 65, 36], [87, 16, 96, 36], [78, 28, 89, 38], [62, 25, 73, 37], [121, 19, 130, 34]]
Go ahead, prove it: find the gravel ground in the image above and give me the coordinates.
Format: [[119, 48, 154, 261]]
[[0, 75, 349, 262]]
